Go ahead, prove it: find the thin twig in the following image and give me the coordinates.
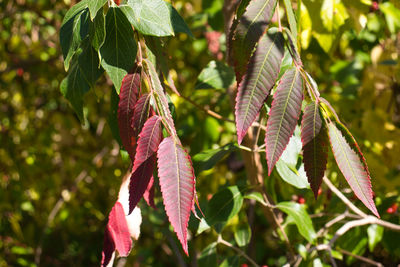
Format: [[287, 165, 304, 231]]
[[218, 236, 260, 267], [338, 248, 383, 267]]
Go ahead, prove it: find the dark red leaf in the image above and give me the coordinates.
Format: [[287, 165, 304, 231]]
[[157, 137, 195, 255], [266, 67, 303, 175], [230, 0, 278, 82], [101, 224, 115, 267], [235, 30, 284, 144], [118, 65, 141, 160], [301, 101, 328, 198], [129, 156, 156, 214], [129, 115, 162, 213], [132, 93, 151, 138]]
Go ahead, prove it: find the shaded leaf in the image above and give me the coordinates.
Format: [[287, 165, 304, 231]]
[[60, 58, 90, 122], [132, 93, 152, 138], [129, 155, 157, 213], [157, 137, 195, 255], [301, 101, 328, 197], [230, 0, 277, 82], [117, 65, 141, 160], [100, 7, 137, 92], [235, 29, 284, 144], [78, 39, 104, 87], [88, 0, 107, 20], [90, 9, 106, 51], [192, 143, 237, 174], [101, 201, 132, 267], [266, 67, 303, 175], [60, 7, 90, 70], [328, 122, 379, 217], [143, 175, 156, 208], [283, 0, 297, 44], [205, 186, 243, 226], [198, 242, 218, 267], [195, 60, 235, 90], [276, 201, 316, 243]]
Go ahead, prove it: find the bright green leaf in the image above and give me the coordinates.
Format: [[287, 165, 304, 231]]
[[88, 0, 107, 21], [195, 61, 235, 90], [234, 224, 251, 247], [192, 143, 237, 174], [276, 201, 316, 243], [367, 224, 384, 252]]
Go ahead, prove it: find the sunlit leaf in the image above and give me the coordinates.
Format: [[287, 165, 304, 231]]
[[276, 201, 316, 243], [88, 0, 107, 20], [266, 67, 303, 175], [328, 122, 379, 217], [195, 61, 235, 90], [230, 0, 278, 82], [157, 137, 195, 255]]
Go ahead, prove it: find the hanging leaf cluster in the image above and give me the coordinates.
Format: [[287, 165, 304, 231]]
[[230, 0, 379, 217], [60, 0, 197, 264]]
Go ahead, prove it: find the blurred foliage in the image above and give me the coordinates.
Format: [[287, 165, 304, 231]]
[[1, 0, 400, 266]]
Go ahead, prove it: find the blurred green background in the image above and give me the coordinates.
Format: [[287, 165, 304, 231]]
[[1, 0, 400, 266]]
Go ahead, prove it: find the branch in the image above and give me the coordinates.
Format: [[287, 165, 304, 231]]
[[217, 236, 259, 267]]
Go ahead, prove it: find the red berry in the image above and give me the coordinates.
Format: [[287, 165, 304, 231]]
[[17, 68, 24, 77], [371, 2, 379, 12], [297, 196, 305, 204], [386, 203, 398, 214], [318, 188, 322, 196], [241, 264, 249, 267]]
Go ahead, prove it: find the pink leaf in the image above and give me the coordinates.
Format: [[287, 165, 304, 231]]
[[301, 101, 328, 198], [101, 201, 132, 267], [235, 30, 284, 144], [157, 137, 195, 255], [266, 67, 303, 175], [118, 65, 141, 160], [328, 122, 379, 217]]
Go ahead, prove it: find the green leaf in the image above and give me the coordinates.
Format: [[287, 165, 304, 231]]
[[283, 0, 297, 45], [61, 0, 89, 25], [243, 191, 268, 206], [206, 186, 244, 226], [100, 7, 137, 93], [195, 61, 235, 90], [108, 89, 122, 145], [192, 143, 237, 174], [380, 2, 400, 34], [234, 224, 251, 247], [120, 0, 193, 37], [219, 256, 240, 267], [60, 59, 90, 122], [276, 201, 316, 243], [90, 9, 106, 52], [88, 0, 107, 21], [320, 0, 349, 32], [367, 224, 384, 252], [78, 39, 103, 87], [121, 0, 173, 36], [198, 242, 218, 267], [60, 8, 90, 70]]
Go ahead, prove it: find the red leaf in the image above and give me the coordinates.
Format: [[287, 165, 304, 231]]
[[129, 116, 162, 213], [301, 101, 328, 198], [266, 67, 303, 175], [101, 201, 132, 267], [132, 93, 152, 138], [328, 122, 379, 217], [235, 30, 284, 144], [157, 137, 195, 255], [118, 65, 141, 160], [143, 175, 156, 208], [230, 0, 278, 82]]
